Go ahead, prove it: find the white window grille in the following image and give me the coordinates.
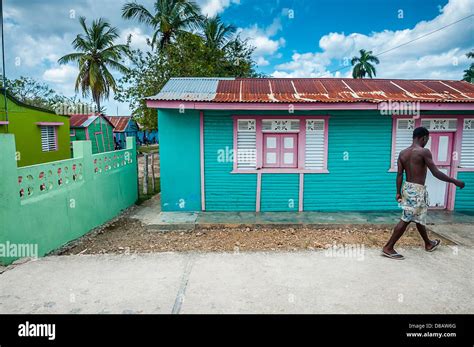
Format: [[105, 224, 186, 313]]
[[41, 126, 57, 152]]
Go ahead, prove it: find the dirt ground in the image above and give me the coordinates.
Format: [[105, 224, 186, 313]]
[[61, 217, 453, 255]]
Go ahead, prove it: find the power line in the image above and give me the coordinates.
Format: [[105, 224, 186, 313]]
[[320, 13, 474, 77]]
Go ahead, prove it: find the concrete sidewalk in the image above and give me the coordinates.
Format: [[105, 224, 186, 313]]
[[1, 247, 472, 314], [130, 198, 474, 231]]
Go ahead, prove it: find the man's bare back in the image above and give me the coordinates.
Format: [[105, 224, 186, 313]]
[[398, 146, 428, 185], [398, 144, 465, 188]]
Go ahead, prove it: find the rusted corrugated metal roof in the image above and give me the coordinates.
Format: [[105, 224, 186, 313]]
[[147, 77, 474, 103], [70, 114, 93, 128], [106, 116, 131, 132], [70, 113, 116, 128]]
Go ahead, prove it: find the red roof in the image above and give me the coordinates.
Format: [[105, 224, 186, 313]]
[[69, 114, 93, 127], [105, 116, 131, 132], [213, 78, 474, 103], [147, 77, 474, 103], [70, 113, 116, 128]]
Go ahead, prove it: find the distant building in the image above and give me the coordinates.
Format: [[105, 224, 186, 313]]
[[69, 113, 115, 153], [105, 116, 139, 149], [0, 88, 71, 167]]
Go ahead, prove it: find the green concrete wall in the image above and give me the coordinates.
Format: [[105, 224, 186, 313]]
[[158, 109, 201, 211], [0, 94, 71, 166], [0, 134, 138, 265]]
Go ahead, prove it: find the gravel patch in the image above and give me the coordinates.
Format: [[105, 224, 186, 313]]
[[61, 217, 453, 255]]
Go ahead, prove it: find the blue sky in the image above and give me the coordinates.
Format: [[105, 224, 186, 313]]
[[3, 0, 473, 115]]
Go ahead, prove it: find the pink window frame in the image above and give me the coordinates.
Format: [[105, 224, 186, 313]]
[[232, 115, 329, 174], [263, 133, 298, 168]]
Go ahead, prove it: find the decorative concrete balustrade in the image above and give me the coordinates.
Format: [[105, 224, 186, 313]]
[[0, 134, 138, 265]]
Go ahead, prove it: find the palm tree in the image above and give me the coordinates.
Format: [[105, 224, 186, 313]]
[[58, 17, 129, 111], [462, 50, 474, 83], [351, 49, 380, 78], [122, 0, 203, 50], [201, 16, 236, 50]]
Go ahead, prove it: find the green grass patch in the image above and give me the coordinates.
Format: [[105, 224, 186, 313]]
[[138, 144, 159, 154]]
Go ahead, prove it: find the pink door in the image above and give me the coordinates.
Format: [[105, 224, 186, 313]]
[[263, 134, 298, 168], [425, 132, 453, 208]]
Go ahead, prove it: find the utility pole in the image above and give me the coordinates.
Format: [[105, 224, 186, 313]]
[[0, 0, 8, 132]]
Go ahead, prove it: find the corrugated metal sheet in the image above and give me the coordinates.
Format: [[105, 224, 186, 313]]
[[70, 114, 93, 128], [147, 77, 474, 103], [106, 116, 131, 132], [148, 77, 235, 101]]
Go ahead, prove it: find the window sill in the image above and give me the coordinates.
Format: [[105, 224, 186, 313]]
[[457, 168, 474, 172], [231, 168, 329, 174]]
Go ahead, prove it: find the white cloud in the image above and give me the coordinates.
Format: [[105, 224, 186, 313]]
[[237, 18, 286, 68], [272, 0, 474, 79], [199, 0, 240, 17], [43, 65, 77, 84]]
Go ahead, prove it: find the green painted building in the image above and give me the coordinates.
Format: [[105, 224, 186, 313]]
[[69, 113, 115, 153], [0, 88, 71, 167], [146, 77, 474, 213]]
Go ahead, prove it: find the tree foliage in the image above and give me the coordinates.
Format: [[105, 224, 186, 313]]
[[0, 75, 89, 112], [462, 50, 474, 83], [58, 16, 130, 111], [115, 32, 259, 130], [122, 0, 203, 50], [351, 49, 380, 79]]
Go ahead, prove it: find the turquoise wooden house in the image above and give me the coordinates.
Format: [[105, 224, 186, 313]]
[[106, 116, 139, 149], [146, 77, 474, 213], [69, 113, 115, 153]]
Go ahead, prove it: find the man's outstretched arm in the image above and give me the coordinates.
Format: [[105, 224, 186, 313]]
[[396, 157, 404, 202], [423, 149, 465, 188]]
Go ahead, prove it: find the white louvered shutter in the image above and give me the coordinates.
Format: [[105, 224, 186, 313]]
[[305, 119, 325, 170], [461, 119, 474, 168], [41, 126, 57, 152], [236, 119, 256, 169], [393, 119, 414, 168]]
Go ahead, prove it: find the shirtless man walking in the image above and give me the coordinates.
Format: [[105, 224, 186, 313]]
[[382, 126, 465, 260]]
